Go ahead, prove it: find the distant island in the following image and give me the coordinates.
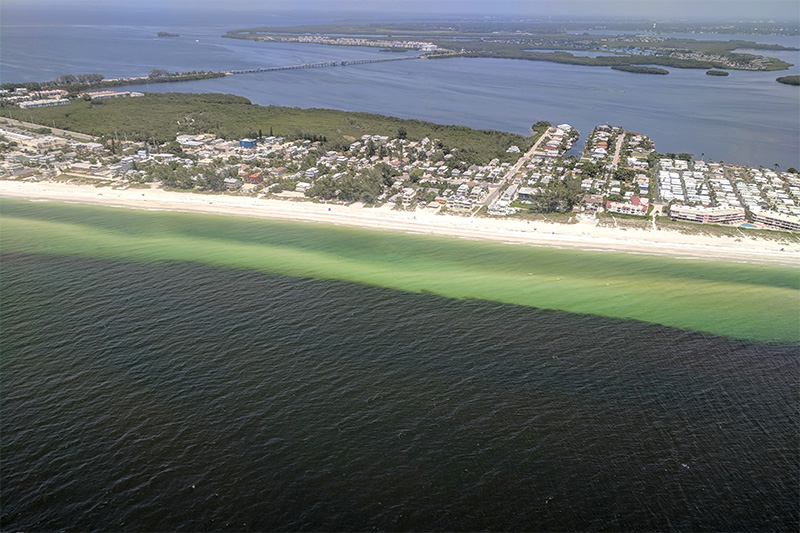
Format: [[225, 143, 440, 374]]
[[225, 22, 797, 73], [706, 70, 730, 76], [611, 65, 669, 75], [776, 75, 800, 85], [157, 32, 180, 38]]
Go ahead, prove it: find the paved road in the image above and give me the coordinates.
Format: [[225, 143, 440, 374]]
[[0, 117, 95, 142], [611, 132, 626, 169], [481, 128, 553, 206]]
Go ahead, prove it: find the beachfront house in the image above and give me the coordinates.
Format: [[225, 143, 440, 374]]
[[606, 196, 649, 216], [446, 195, 473, 211], [402, 187, 416, 206]]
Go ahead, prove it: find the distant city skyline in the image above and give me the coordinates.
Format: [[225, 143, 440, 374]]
[[2, 0, 799, 22]]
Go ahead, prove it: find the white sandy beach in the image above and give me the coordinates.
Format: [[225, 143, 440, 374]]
[[2, 179, 798, 267]]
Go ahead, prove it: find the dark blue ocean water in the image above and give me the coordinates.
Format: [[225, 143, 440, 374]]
[[1, 3, 798, 168], [1, 252, 798, 531]]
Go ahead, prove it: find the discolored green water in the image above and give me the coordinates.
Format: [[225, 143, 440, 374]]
[[1, 198, 798, 343]]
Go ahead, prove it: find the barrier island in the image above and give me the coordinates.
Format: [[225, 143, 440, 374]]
[[224, 21, 797, 73]]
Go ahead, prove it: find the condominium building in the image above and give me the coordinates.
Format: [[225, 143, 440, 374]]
[[669, 205, 745, 225]]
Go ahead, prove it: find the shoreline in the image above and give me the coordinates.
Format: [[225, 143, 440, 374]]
[[1, 179, 799, 267]]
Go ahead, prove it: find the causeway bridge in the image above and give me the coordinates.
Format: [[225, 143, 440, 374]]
[[339, 56, 419, 66], [226, 55, 419, 75]]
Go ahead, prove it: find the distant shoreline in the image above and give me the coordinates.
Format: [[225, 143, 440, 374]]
[[225, 23, 797, 72], [2, 180, 798, 267]]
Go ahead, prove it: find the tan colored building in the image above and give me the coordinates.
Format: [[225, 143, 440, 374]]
[[752, 211, 800, 232], [669, 205, 745, 225]]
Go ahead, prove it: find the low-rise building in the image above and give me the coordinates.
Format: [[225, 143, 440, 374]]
[[79, 90, 143, 99], [488, 201, 510, 215], [446, 195, 472, 211], [517, 186, 540, 200], [606, 196, 648, 216], [401, 187, 416, 206], [669, 205, 745, 225], [18, 98, 70, 109], [19, 136, 67, 150], [751, 211, 800, 232], [500, 184, 518, 203], [223, 176, 242, 188]]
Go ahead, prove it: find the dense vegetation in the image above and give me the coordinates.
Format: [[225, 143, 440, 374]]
[[776, 75, 800, 86], [525, 177, 582, 213], [307, 163, 398, 203], [147, 159, 231, 191], [705, 70, 730, 76], [610, 65, 669, 75], [428, 47, 790, 71], [1, 71, 225, 94], [53, 73, 105, 85], [0, 93, 533, 164]]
